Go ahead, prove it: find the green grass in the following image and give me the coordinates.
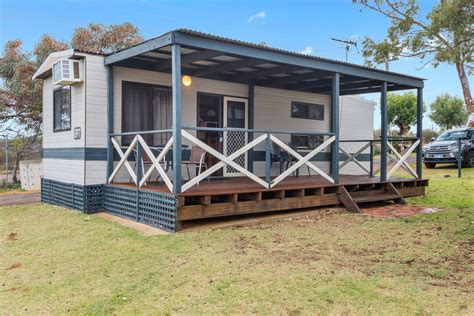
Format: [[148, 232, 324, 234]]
[[1, 166, 473, 314]]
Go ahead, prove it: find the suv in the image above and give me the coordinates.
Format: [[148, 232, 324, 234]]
[[423, 128, 474, 168]]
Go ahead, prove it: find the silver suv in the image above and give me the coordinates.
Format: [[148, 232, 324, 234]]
[[423, 128, 474, 168]]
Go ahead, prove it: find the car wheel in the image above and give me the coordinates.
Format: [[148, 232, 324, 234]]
[[424, 162, 436, 169]]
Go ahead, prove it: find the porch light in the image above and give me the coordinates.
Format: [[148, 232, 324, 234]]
[[182, 75, 192, 87]]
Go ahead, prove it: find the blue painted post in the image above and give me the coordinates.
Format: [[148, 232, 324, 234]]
[[106, 66, 114, 180], [369, 141, 374, 177], [248, 84, 255, 173], [136, 141, 142, 188], [416, 87, 423, 179], [265, 133, 271, 184], [172, 44, 182, 194], [457, 138, 462, 178], [331, 73, 340, 184], [380, 82, 388, 182]]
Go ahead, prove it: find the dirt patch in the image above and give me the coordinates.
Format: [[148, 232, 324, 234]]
[[362, 205, 442, 218], [6, 262, 22, 270], [95, 212, 169, 236], [7, 232, 17, 240]]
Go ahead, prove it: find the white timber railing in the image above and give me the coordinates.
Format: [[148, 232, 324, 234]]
[[108, 127, 335, 193]]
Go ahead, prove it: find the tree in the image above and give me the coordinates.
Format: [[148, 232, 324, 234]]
[[429, 93, 468, 130], [422, 128, 439, 143], [1, 22, 142, 132], [353, 0, 474, 115], [71, 23, 143, 54], [387, 92, 420, 136]]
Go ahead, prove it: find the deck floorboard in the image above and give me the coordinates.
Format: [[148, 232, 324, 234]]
[[112, 175, 423, 196]]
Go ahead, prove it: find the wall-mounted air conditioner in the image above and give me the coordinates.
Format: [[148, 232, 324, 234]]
[[52, 59, 83, 85]]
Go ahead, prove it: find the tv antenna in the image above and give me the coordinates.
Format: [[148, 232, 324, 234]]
[[331, 38, 359, 62]]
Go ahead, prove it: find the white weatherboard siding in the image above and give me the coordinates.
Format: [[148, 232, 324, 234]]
[[43, 159, 85, 184], [42, 55, 87, 184], [84, 54, 108, 184], [252, 86, 331, 176], [339, 95, 375, 175], [85, 54, 108, 148]]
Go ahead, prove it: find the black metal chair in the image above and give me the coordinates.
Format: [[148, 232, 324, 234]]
[[279, 142, 311, 176]]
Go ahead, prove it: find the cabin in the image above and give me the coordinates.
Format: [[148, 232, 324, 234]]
[[33, 29, 427, 232]]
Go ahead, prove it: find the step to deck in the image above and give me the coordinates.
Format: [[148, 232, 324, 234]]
[[337, 183, 406, 213], [352, 193, 402, 204]]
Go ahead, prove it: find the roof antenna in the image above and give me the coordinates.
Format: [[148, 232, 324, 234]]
[[331, 38, 359, 62]]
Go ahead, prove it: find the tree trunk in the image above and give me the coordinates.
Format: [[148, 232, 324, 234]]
[[455, 62, 474, 114], [12, 152, 20, 183]]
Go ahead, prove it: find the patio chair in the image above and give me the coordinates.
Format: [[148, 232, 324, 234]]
[[131, 146, 168, 184], [182, 146, 209, 183], [279, 142, 311, 177], [270, 142, 284, 174]]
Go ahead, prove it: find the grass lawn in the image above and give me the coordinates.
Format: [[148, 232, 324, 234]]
[[1, 166, 473, 314]]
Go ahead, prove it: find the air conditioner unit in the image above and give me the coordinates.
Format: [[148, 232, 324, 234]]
[[52, 59, 83, 85]]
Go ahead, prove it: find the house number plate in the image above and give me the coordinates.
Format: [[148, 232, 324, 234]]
[[74, 127, 81, 140]]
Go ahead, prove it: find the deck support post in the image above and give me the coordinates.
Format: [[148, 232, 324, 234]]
[[369, 141, 374, 177], [416, 87, 423, 179], [106, 66, 114, 180], [330, 73, 340, 184], [136, 141, 142, 188], [172, 44, 182, 194], [265, 133, 272, 183], [380, 82, 388, 182], [248, 84, 255, 173]]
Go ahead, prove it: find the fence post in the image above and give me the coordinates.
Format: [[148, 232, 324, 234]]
[[457, 138, 462, 178], [369, 141, 374, 177], [265, 133, 272, 184]]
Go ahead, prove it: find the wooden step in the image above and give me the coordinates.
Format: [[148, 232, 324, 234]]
[[352, 193, 402, 204], [337, 183, 406, 213]]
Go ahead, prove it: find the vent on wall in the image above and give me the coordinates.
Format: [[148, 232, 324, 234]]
[[52, 59, 83, 85]]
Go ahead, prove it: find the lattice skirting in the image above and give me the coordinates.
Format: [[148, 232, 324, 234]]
[[41, 178, 177, 232], [102, 185, 177, 232], [41, 178, 103, 213]]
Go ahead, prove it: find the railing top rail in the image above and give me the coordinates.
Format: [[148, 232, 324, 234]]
[[386, 136, 420, 141], [110, 129, 173, 137], [340, 136, 420, 143], [182, 126, 335, 136], [339, 139, 376, 143]]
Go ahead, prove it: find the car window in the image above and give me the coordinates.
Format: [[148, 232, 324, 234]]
[[437, 130, 469, 141]]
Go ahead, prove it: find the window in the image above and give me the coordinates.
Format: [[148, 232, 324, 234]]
[[53, 87, 71, 132], [291, 134, 323, 150], [291, 102, 324, 120], [121, 82, 172, 146]]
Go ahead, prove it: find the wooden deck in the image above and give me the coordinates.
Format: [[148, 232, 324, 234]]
[[112, 175, 428, 228]]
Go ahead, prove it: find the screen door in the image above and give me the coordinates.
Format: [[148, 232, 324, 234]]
[[223, 97, 248, 177]]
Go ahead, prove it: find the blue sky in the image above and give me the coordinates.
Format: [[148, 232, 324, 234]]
[[0, 0, 469, 131]]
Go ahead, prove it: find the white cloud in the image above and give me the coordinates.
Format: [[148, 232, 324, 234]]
[[300, 46, 314, 55], [248, 11, 266, 23]]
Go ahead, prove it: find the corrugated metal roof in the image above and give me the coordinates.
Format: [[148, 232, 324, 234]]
[[173, 29, 424, 81]]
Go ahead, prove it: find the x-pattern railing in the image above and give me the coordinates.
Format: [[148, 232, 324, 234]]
[[372, 139, 420, 179], [108, 134, 174, 192], [109, 128, 336, 193], [339, 142, 371, 175]]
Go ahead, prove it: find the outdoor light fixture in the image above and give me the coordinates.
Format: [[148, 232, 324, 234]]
[[182, 75, 192, 87]]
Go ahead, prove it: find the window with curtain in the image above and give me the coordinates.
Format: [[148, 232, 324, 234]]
[[121, 82, 172, 146], [53, 86, 71, 132]]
